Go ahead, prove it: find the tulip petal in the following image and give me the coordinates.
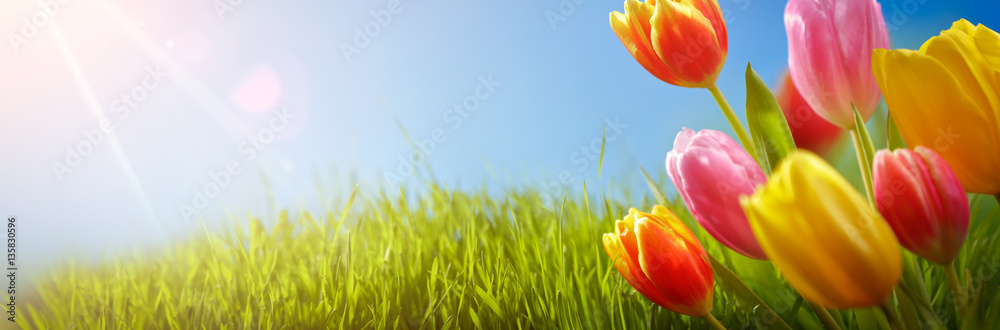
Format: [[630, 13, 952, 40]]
[[966, 22, 1000, 126], [873, 150, 942, 261], [785, 0, 852, 127], [649, 0, 724, 88], [951, 19, 1000, 70], [784, 0, 886, 127], [952, 19, 977, 34], [608, 217, 673, 307], [744, 191, 854, 307], [745, 152, 901, 308], [953, 19, 1000, 70], [834, 0, 887, 118], [674, 146, 766, 259], [648, 205, 699, 244], [920, 28, 1000, 118], [634, 217, 713, 316], [776, 72, 843, 154], [603, 233, 632, 276], [698, 130, 765, 180], [671, 127, 697, 153], [667, 129, 767, 259], [874, 147, 970, 265], [969, 23, 1000, 69], [686, 0, 728, 53], [610, 8, 680, 85], [914, 146, 970, 263]]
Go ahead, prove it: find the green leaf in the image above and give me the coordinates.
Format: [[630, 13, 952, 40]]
[[896, 287, 923, 330], [599, 126, 606, 178], [855, 308, 891, 330], [745, 63, 796, 176], [640, 167, 669, 207], [887, 111, 906, 150], [469, 308, 483, 330], [708, 255, 794, 330], [898, 252, 946, 328], [853, 105, 877, 161], [641, 167, 696, 229], [475, 286, 503, 318], [853, 106, 878, 194]]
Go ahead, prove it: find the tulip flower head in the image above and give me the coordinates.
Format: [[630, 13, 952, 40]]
[[785, 0, 888, 128], [666, 128, 767, 259], [776, 72, 843, 155], [609, 0, 728, 88], [874, 147, 969, 265], [873, 19, 1000, 195], [741, 151, 902, 309], [602, 206, 714, 316]]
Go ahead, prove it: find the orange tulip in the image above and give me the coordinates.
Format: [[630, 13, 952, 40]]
[[602, 206, 714, 316], [609, 0, 728, 88]]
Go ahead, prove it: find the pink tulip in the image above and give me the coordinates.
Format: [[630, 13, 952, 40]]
[[874, 147, 969, 265], [785, 0, 888, 128], [666, 128, 767, 259]]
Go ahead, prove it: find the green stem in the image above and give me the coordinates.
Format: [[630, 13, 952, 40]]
[[894, 287, 921, 330], [879, 302, 902, 330], [850, 128, 876, 208], [708, 84, 760, 165], [808, 302, 842, 330], [897, 284, 946, 330], [702, 313, 728, 330], [944, 261, 967, 319], [898, 252, 946, 329]]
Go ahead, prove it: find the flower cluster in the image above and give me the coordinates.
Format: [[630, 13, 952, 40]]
[[603, 0, 998, 327]]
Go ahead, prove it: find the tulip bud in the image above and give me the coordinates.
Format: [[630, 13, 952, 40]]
[[785, 0, 888, 128], [609, 0, 728, 88], [775, 72, 843, 155], [873, 19, 1000, 195], [741, 151, 902, 309], [666, 128, 767, 259], [873, 147, 969, 265], [602, 206, 714, 316]]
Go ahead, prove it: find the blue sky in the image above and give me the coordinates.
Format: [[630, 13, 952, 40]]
[[0, 0, 997, 275]]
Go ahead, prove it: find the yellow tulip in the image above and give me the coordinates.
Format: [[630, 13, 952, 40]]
[[740, 151, 902, 309], [872, 19, 1000, 195]]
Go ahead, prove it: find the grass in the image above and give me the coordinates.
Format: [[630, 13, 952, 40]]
[[16, 173, 1000, 329], [16, 111, 1000, 329]]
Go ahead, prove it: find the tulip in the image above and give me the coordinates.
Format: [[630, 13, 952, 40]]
[[872, 19, 1000, 195], [610, 0, 761, 165], [785, 0, 888, 128], [741, 151, 902, 309], [666, 128, 767, 259], [609, 0, 727, 88], [873, 147, 969, 265], [775, 72, 843, 155], [602, 206, 714, 317]]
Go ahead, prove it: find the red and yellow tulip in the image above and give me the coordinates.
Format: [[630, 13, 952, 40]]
[[609, 0, 728, 88], [602, 206, 714, 316]]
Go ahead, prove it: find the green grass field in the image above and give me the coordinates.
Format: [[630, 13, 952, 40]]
[[13, 114, 1000, 329], [15, 170, 1000, 329]]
